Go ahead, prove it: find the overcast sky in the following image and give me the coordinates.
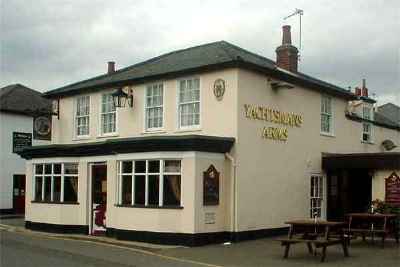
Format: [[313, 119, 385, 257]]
[[1, 0, 399, 105]]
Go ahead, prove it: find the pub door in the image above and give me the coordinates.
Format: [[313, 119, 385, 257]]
[[327, 170, 372, 220], [13, 174, 26, 214], [90, 164, 107, 235]]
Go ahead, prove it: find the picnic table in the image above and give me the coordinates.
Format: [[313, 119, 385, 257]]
[[344, 213, 399, 248], [278, 219, 349, 262]]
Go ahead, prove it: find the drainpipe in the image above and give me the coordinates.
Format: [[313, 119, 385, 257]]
[[225, 152, 237, 241]]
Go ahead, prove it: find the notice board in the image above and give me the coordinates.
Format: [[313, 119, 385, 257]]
[[12, 132, 32, 153], [385, 172, 400, 207]]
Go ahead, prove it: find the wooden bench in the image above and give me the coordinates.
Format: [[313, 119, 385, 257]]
[[278, 237, 348, 262]]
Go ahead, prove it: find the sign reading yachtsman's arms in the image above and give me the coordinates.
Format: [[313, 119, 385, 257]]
[[244, 104, 304, 141]]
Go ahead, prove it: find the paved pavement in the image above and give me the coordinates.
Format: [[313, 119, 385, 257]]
[[1, 218, 399, 267]]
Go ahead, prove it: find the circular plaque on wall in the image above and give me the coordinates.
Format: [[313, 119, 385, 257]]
[[213, 79, 226, 101]]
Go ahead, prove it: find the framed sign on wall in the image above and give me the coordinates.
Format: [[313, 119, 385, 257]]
[[203, 165, 220, 206], [12, 132, 32, 153], [385, 172, 400, 207]]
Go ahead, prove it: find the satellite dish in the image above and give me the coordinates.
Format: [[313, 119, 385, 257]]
[[382, 139, 397, 151]]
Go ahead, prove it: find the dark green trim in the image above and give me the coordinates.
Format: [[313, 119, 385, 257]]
[[322, 152, 400, 170], [31, 201, 79, 205], [18, 135, 235, 159], [0, 208, 15, 215], [346, 113, 400, 131], [115, 204, 183, 209]]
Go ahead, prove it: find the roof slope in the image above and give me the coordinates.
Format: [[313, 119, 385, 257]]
[[0, 84, 52, 116], [378, 103, 400, 125], [45, 40, 356, 100]]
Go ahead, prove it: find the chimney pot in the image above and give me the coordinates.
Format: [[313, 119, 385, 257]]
[[355, 87, 362, 96], [108, 61, 115, 74], [282, 25, 292, 45]]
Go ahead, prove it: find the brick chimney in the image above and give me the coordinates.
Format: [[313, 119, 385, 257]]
[[355, 87, 362, 96], [276, 25, 299, 72], [108, 61, 115, 74]]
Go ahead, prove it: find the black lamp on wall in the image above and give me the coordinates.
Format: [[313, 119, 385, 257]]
[[112, 88, 133, 108]]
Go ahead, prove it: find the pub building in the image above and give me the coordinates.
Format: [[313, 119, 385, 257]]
[[19, 26, 400, 246]]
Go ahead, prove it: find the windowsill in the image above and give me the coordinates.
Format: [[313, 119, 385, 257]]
[[72, 136, 91, 141], [141, 129, 167, 135], [361, 140, 374, 145], [97, 133, 119, 139], [174, 127, 202, 134], [31, 200, 79, 205], [320, 132, 335, 138], [115, 204, 183, 209]]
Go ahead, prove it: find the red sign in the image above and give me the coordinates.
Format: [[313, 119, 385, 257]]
[[385, 172, 400, 207]]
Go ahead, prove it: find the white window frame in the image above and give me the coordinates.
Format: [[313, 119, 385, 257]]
[[117, 159, 182, 207], [99, 93, 117, 136], [74, 95, 90, 138], [310, 174, 324, 218], [320, 95, 334, 136], [177, 77, 201, 130], [361, 105, 373, 143], [144, 83, 164, 131], [33, 163, 78, 203]]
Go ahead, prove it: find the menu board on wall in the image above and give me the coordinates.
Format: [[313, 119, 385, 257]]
[[385, 172, 400, 207]]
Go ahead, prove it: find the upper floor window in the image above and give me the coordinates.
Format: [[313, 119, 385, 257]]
[[145, 83, 164, 130], [75, 96, 90, 137], [362, 106, 373, 142], [33, 163, 78, 203], [178, 78, 200, 128], [101, 93, 116, 135], [321, 95, 333, 135]]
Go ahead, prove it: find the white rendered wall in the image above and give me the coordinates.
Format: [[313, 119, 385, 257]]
[[0, 112, 49, 210]]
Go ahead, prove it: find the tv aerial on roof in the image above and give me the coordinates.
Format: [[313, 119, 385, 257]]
[[284, 8, 304, 51]]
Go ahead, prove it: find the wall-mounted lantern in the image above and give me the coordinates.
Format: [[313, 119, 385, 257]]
[[112, 87, 133, 108]]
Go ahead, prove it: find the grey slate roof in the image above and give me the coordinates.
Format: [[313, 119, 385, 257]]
[[378, 103, 400, 125], [0, 84, 52, 116], [44, 41, 358, 100], [374, 112, 399, 128]]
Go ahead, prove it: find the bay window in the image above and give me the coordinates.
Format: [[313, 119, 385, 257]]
[[117, 159, 181, 207], [178, 78, 200, 128], [33, 163, 78, 203]]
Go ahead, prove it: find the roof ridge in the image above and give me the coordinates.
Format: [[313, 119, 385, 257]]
[[220, 41, 276, 65], [46, 41, 226, 94]]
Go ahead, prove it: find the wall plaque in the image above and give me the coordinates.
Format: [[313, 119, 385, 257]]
[[12, 132, 32, 153], [385, 172, 400, 207], [213, 79, 226, 101], [33, 115, 52, 140], [203, 165, 220, 206]]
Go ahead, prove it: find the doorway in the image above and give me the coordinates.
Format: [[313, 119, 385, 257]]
[[13, 174, 25, 214], [327, 170, 372, 220], [90, 164, 107, 235]]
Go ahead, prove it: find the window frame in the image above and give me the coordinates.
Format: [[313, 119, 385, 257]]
[[361, 105, 373, 143], [99, 93, 118, 136], [320, 95, 334, 136], [117, 159, 182, 208], [33, 163, 79, 204], [177, 77, 201, 130], [144, 83, 165, 132], [74, 95, 91, 138], [310, 174, 324, 219]]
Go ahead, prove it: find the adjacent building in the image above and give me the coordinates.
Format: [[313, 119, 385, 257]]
[[0, 84, 51, 214], [19, 26, 399, 245]]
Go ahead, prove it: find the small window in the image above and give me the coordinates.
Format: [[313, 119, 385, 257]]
[[145, 83, 163, 130], [362, 106, 372, 142], [75, 96, 90, 136], [100, 93, 116, 134], [321, 95, 333, 134], [178, 78, 200, 128], [117, 159, 181, 207], [310, 175, 324, 218]]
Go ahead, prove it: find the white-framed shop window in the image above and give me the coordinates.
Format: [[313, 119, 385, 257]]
[[117, 159, 181, 207], [321, 95, 333, 135], [310, 174, 324, 218], [100, 93, 116, 135], [33, 163, 78, 203], [75, 95, 90, 137], [178, 78, 200, 129], [362, 106, 373, 143], [145, 83, 164, 130]]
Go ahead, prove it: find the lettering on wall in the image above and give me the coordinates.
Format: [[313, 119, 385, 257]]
[[385, 172, 400, 207], [244, 104, 303, 141]]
